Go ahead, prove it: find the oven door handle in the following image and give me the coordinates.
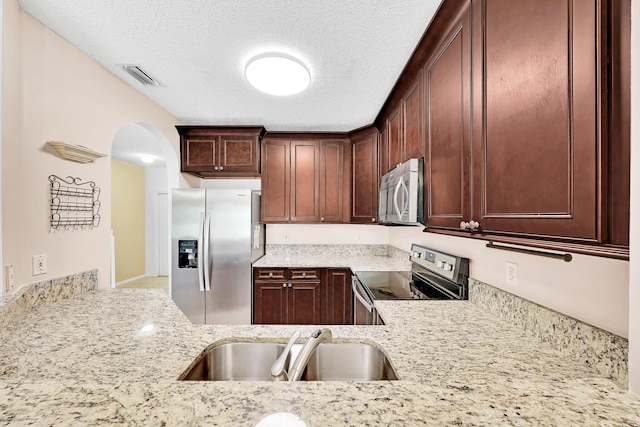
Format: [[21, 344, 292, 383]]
[[352, 277, 373, 313]]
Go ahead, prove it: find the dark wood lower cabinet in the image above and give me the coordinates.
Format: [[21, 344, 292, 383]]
[[324, 269, 353, 325], [253, 281, 287, 324], [253, 267, 352, 325]]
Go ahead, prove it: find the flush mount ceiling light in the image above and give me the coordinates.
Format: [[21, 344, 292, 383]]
[[245, 54, 311, 96]]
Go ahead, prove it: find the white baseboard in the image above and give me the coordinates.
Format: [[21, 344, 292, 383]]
[[115, 274, 147, 287]]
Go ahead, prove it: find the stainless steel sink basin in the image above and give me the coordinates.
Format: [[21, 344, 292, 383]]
[[305, 343, 398, 381], [179, 341, 397, 381], [180, 342, 285, 381]]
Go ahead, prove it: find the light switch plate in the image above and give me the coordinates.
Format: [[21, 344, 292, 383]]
[[33, 254, 47, 276]]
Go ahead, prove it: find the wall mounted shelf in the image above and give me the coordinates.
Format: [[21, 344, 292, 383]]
[[47, 141, 107, 163]]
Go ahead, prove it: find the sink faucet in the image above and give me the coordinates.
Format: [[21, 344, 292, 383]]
[[288, 328, 332, 381]]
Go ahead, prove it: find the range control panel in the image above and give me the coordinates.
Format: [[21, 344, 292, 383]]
[[409, 244, 469, 284]]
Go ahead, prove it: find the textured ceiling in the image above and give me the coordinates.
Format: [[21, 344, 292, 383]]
[[18, 0, 442, 133]]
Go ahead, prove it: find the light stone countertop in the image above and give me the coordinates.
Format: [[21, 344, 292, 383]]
[[1, 286, 640, 426], [252, 253, 411, 272]]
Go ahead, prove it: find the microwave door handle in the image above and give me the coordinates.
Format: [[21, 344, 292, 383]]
[[203, 212, 212, 291], [352, 277, 373, 313], [393, 179, 403, 219], [197, 213, 206, 292], [399, 177, 409, 217]]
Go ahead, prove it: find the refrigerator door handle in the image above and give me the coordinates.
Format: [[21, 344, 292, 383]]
[[203, 212, 212, 291], [197, 213, 206, 292]]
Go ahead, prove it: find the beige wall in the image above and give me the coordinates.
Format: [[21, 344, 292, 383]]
[[111, 159, 145, 283], [267, 224, 629, 338], [2, 0, 188, 292]]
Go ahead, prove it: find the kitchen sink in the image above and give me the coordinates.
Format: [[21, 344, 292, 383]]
[[179, 341, 397, 381]]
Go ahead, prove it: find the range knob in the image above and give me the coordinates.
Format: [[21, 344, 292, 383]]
[[412, 251, 422, 258], [443, 263, 453, 272], [437, 261, 444, 269]]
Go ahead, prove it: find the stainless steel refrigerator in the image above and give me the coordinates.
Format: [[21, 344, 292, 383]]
[[171, 188, 265, 324]]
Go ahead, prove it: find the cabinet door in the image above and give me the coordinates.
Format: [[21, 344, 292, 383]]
[[319, 140, 345, 223], [253, 280, 287, 324], [290, 141, 320, 222], [387, 103, 403, 170], [424, 3, 472, 230], [324, 269, 353, 325], [261, 140, 291, 222], [287, 280, 322, 324], [472, 0, 598, 239], [403, 72, 424, 161], [379, 122, 390, 176], [182, 136, 219, 172], [351, 130, 378, 223], [219, 134, 259, 174]]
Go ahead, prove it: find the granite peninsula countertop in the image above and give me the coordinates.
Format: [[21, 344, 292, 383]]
[[1, 289, 640, 426]]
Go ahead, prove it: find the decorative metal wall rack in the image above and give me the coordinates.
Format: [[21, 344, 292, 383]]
[[49, 175, 101, 230]]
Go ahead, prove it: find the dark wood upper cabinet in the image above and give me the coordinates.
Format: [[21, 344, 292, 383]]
[[379, 121, 390, 176], [374, 0, 629, 258], [350, 127, 379, 224], [261, 135, 349, 224], [387, 103, 403, 171], [177, 126, 265, 178], [319, 140, 348, 223], [290, 140, 321, 222], [402, 72, 425, 161], [424, 2, 472, 230], [471, 0, 599, 240], [261, 139, 291, 223]]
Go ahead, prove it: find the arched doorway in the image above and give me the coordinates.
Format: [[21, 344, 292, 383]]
[[110, 122, 179, 291]]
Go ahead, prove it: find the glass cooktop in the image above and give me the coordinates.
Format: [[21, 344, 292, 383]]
[[355, 271, 413, 300]]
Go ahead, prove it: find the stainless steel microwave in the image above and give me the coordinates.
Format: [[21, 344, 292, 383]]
[[378, 158, 424, 225]]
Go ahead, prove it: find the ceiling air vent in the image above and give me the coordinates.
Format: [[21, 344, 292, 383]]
[[120, 65, 165, 87]]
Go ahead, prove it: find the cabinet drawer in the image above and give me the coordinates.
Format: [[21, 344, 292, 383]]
[[290, 269, 321, 281], [255, 269, 286, 280]]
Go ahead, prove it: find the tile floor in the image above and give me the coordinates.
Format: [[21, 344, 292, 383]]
[[116, 276, 169, 292]]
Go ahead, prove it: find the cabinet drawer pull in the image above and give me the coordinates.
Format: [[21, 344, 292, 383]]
[[269, 272, 273, 278]]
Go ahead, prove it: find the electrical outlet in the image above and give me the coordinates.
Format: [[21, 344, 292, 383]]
[[506, 262, 518, 285], [32, 254, 47, 276], [5, 264, 14, 292]]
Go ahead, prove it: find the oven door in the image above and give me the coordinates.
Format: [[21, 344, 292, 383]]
[[352, 276, 375, 325]]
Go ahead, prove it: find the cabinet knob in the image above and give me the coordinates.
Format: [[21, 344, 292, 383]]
[[282, 282, 287, 288], [371, 218, 376, 222], [460, 220, 480, 231], [288, 283, 292, 288], [269, 272, 273, 278], [302, 272, 306, 277], [219, 166, 224, 171], [320, 217, 324, 222]]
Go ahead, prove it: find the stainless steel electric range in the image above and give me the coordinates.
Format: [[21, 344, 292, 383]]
[[352, 244, 470, 324]]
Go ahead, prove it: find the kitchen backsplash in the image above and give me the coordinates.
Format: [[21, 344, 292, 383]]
[[0, 269, 98, 332], [469, 279, 628, 387], [265, 244, 391, 257]]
